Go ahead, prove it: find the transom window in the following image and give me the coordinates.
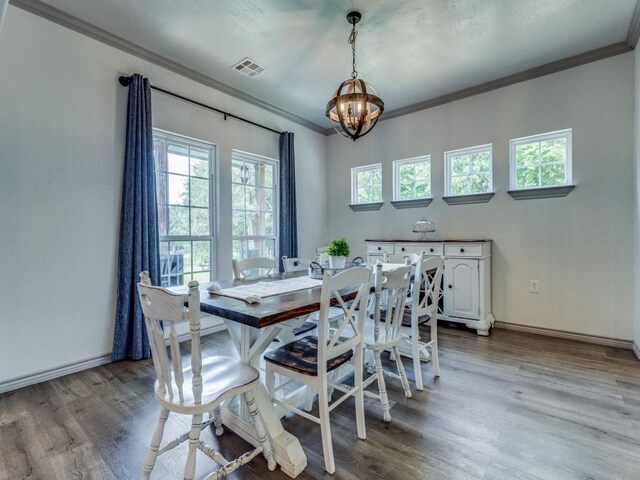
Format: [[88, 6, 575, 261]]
[[351, 164, 382, 204], [510, 129, 572, 189], [232, 151, 278, 261], [393, 156, 431, 201], [444, 144, 493, 196], [153, 131, 215, 287]]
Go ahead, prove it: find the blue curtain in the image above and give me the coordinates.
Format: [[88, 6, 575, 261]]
[[112, 74, 160, 362], [279, 132, 298, 271]]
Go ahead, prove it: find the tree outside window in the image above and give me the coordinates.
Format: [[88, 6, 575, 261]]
[[351, 164, 382, 204], [445, 145, 493, 196]]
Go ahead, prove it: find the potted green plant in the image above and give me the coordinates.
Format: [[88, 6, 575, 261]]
[[326, 237, 350, 269]]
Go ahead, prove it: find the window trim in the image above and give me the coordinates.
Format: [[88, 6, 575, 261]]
[[231, 149, 279, 261], [509, 129, 573, 190], [153, 129, 217, 284], [351, 163, 383, 205], [444, 144, 494, 197], [392, 155, 432, 202]]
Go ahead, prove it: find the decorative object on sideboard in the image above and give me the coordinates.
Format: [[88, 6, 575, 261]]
[[326, 238, 351, 269], [413, 218, 436, 240], [325, 11, 384, 141]]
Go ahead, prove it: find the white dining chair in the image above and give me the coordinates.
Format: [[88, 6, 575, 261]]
[[401, 255, 445, 390], [136, 272, 276, 480], [232, 257, 275, 280], [264, 267, 372, 474], [361, 262, 413, 421]]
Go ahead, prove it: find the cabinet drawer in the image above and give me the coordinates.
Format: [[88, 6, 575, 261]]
[[366, 242, 395, 254], [444, 244, 483, 257], [396, 243, 443, 256]]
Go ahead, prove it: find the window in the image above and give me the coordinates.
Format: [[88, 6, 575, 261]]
[[510, 129, 572, 189], [393, 156, 431, 201], [351, 164, 382, 204], [154, 131, 215, 287], [232, 151, 278, 261], [444, 144, 493, 196]]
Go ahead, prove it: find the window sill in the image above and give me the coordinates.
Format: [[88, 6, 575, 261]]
[[349, 202, 384, 212], [390, 198, 433, 209], [442, 192, 495, 205], [507, 185, 575, 200]]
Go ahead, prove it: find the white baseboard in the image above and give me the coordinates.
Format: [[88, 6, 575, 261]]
[[633, 340, 640, 360], [0, 321, 228, 395], [0, 353, 113, 395], [494, 321, 634, 350]]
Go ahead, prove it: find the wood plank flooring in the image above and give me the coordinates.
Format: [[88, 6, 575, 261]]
[[1, 325, 639, 480]]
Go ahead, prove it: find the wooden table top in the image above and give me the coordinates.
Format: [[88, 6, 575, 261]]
[[194, 271, 362, 329]]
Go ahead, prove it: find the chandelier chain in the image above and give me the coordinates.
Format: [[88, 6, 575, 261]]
[[349, 23, 358, 79]]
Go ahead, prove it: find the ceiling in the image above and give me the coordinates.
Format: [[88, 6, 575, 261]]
[[27, 0, 638, 131]]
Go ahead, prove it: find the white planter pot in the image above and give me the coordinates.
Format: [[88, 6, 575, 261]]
[[329, 256, 346, 269]]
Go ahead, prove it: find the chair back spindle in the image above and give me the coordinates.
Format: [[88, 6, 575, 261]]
[[137, 273, 203, 405]]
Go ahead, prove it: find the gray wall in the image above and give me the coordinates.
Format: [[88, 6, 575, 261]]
[[327, 53, 635, 341], [0, 7, 327, 384]]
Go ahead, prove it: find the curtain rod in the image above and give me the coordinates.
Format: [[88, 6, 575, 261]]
[[118, 75, 283, 135]]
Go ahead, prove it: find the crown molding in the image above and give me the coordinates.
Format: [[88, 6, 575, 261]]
[[627, 0, 640, 48], [8, 0, 327, 135], [10, 0, 635, 138]]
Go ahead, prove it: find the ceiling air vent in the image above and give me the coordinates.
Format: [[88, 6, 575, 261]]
[[232, 57, 266, 77]]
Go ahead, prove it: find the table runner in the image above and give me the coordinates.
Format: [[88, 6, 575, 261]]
[[209, 276, 323, 303]]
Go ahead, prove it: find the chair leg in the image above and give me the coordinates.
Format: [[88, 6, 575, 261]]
[[373, 351, 391, 422], [265, 364, 275, 398], [431, 322, 440, 378], [141, 407, 169, 480], [210, 405, 223, 436], [183, 414, 203, 480], [304, 385, 315, 412], [354, 347, 366, 441], [412, 334, 424, 391], [393, 346, 412, 399], [244, 390, 277, 471], [317, 379, 335, 474]]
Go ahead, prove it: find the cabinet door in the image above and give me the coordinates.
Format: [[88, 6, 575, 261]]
[[444, 258, 479, 320]]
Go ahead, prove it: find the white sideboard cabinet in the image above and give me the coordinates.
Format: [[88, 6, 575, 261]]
[[365, 239, 494, 336]]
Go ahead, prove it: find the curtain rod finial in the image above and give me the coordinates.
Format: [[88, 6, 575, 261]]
[[119, 75, 132, 87]]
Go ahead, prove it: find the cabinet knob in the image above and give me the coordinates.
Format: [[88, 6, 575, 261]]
[[378, 246, 381, 251], [401, 247, 405, 252], [429, 248, 434, 253], [448, 284, 453, 289], [460, 248, 465, 253]]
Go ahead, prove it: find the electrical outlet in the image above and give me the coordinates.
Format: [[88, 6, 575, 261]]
[[529, 280, 539, 293]]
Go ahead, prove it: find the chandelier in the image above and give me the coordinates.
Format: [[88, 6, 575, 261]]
[[325, 11, 384, 141]]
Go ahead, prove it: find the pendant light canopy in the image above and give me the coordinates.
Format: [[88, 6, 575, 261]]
[[326, 11, 384, 141]]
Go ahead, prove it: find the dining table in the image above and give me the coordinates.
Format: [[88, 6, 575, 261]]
[[169, 269, 371, 478]]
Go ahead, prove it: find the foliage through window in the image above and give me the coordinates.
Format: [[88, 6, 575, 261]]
[[351, 164, 382, 204], [445, 145, 493, 196], [232, 151, 278, 261], [154, 132, 214, 287], [510, 129, 572, 189], [393, 156, 431, 201]]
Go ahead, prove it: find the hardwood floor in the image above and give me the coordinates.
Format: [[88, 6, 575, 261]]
[[1, 325, 639, 480]]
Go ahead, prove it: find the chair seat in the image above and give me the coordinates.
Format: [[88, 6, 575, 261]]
[[155, 355, 259, 413], [264, 336, 353, 376]]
